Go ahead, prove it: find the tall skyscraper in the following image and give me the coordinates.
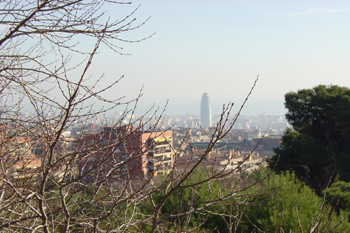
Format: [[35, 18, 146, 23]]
[[200, 92, 212, 128]]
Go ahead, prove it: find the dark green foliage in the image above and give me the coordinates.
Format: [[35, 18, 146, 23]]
[[150, 168, 232, 232], [270, 85, 350, 193], [269, 128, 332, 194], [323, 181, 350, 213], [240, 169, 350, 232], [139, 167, 350, 232]]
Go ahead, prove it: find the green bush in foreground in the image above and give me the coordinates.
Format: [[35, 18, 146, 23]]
[[240, 169, 350, 232], [138, 167, 350, 232]]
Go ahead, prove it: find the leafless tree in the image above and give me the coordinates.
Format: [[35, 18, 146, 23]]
[[0, 1, 348, 233], [0, 1, 263, 232]]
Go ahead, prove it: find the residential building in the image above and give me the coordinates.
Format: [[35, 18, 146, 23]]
[[77, 126, 173, 183]]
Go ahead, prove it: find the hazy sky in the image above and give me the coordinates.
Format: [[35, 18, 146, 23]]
[[87, 0, 350, 116]]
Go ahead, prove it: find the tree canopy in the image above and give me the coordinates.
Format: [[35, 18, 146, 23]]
[[241, 169, 350, 232], [270, 85, 350, 194], [323, 181, 350, 214]]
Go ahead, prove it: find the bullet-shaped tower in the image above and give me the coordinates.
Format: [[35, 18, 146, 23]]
[[200, 93, 212, 129]]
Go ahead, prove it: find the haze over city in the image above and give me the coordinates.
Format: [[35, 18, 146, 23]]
[[3, 1, 350, 231], [76, 0, 350, 116]]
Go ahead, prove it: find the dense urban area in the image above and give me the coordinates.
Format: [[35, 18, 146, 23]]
[[2, 1, 350, 232]]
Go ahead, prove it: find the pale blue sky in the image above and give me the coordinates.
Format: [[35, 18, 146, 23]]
[[87, 0, 350, 116]]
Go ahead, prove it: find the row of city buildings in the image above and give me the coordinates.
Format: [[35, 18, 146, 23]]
[[1, 119, 278, 186], [0, 123, 174, 185]]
